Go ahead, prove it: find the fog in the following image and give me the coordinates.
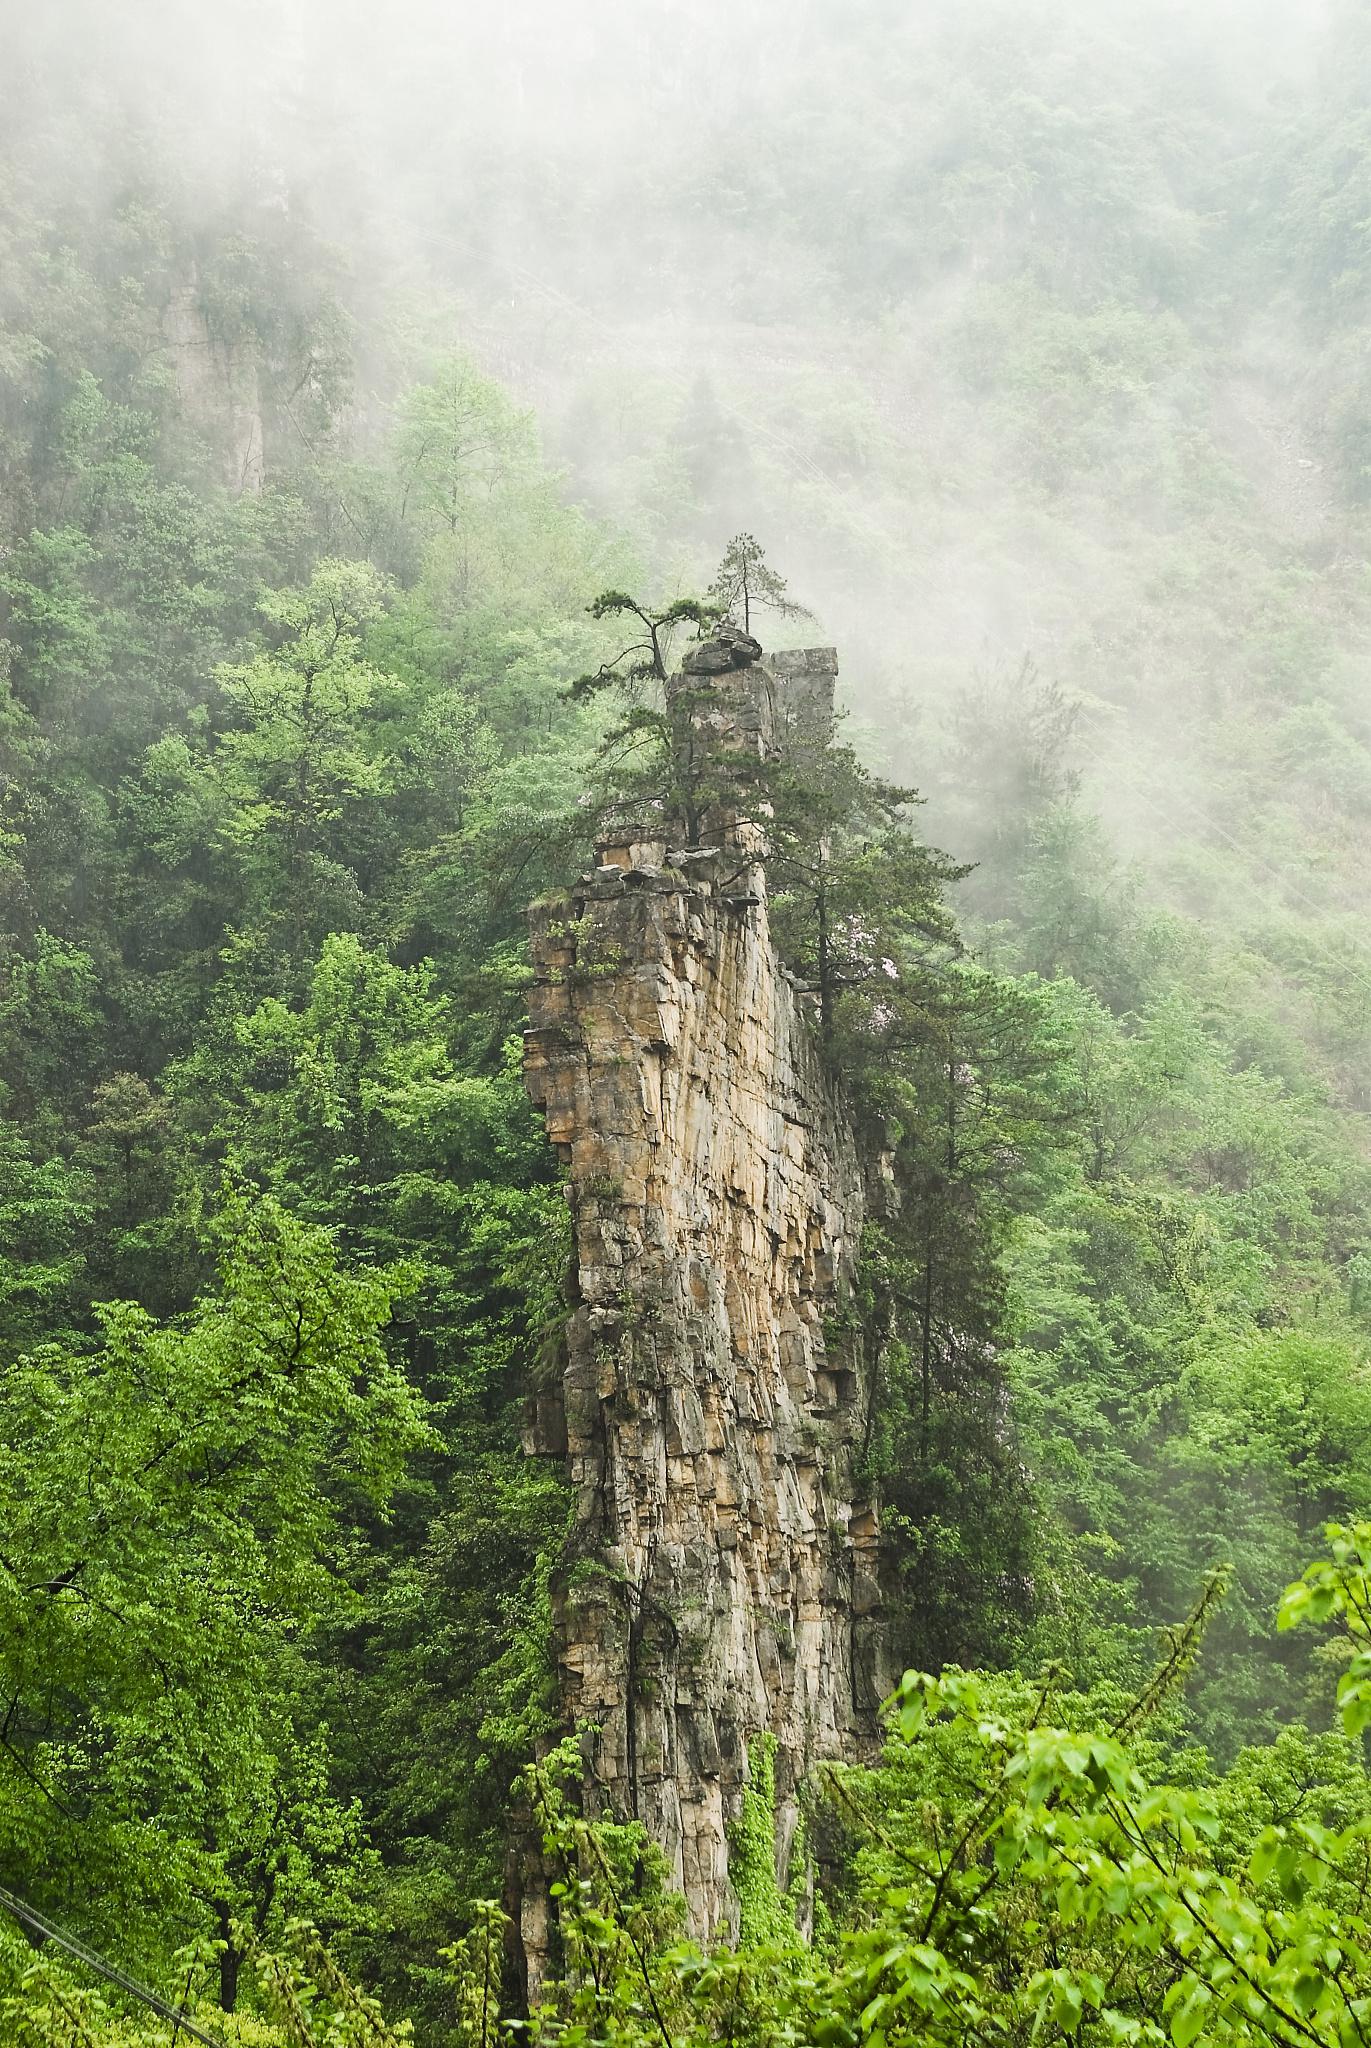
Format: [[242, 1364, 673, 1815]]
[[5, 0, 1367, 910]]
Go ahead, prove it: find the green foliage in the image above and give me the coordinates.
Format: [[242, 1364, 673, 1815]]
[[729, 1736, 801, 1953], [857, 966, 1078, 1671], [0, 1193, 430, 1985], [708, 533, 809, 637], [213, 560, 400, 948], [7, 38, 1371, 2041], [569, 589, 715, 705], [766, 731, 964, 1053], [407, 1554, 1371, 2046], [0, 1915, 414, 2046], [1280, 1523, 1371, 1741], [0, 1122, 89, 1351], [391, 355, 536, 542]]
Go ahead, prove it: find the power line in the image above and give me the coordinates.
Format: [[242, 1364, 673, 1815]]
[[0, 1884, 224, 2048]]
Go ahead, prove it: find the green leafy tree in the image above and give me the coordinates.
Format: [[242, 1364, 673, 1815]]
[[170, 935, 572, 2026], [0, 929, 103, 1140], [0, 1193, 430, 1998], [859, 967, 1080, 1669], [570, 589, 714, 698], [214, 561, 398, 948], [0, 1123, 89, 1354], [392, 355, 535, 538], [766, 736, 963, 1051], [708, 532, 809, 636]]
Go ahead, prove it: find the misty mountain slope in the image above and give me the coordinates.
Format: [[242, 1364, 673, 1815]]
[[419, 8, 1371, 1162], [5, 4, 1371, 2043], [467, 264, 1371, 1114], [402, 5, 1371, 903]]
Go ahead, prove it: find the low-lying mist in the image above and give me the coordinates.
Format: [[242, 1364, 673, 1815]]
[[6, 0, 1370, 936]]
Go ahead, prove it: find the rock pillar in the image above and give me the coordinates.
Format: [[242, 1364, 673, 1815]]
[[522, 640, 882, 1951]]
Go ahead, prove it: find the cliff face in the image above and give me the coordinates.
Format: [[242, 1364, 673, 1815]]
[[522, 644, 883, 1953], [163, 278, 265, 497]]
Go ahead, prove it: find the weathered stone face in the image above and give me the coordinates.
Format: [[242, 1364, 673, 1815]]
[[765, 646, 841, 751], [521, 648, 882, 1962], [681, 626, 764, 673]]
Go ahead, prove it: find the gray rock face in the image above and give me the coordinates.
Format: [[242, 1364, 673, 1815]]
[[681, 625, 765, 673], [767, 646, 840, 748], [520, 647, 884, 1972]]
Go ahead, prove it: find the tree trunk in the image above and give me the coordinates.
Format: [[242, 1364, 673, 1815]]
[[216, 1904, 240, 2013]]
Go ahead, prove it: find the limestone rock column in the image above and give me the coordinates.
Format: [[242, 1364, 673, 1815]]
[[522, 641, 884, 1945]]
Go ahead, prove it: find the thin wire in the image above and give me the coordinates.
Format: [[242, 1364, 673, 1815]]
[[0, 1883, 225, 2048]]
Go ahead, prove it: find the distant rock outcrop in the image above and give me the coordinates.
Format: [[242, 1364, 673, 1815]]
[[162, 275, 265, 497]]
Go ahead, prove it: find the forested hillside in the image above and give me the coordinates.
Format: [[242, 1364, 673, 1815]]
[[6, 3, 1371, 2043]]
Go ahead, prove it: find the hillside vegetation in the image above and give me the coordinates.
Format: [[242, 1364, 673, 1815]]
[[5, 4, 1371, 2042]]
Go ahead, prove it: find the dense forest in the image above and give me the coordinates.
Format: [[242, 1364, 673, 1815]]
[[6, 2, 1371, 2042]]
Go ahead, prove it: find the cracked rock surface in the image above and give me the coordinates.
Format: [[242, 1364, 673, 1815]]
[[521, 647, 884, 1958]]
